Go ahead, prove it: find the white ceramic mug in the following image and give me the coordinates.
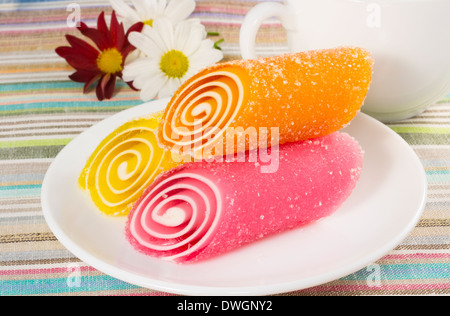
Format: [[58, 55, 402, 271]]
[[240, 0, 450, 122]]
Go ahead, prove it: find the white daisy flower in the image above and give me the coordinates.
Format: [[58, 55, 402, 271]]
[[122, 18, 224, 101], [110, 0, 196, 28]]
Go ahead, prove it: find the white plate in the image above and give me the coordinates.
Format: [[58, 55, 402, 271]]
[[41, 98, 427, 296]]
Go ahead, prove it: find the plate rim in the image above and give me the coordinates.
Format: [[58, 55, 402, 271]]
[[41, 99, 428, 296]]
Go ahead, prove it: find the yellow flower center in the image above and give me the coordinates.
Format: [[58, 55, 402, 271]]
[[160, 50, 189, 79], [143, 19, 153, 27], [96, 48, 123, 74]]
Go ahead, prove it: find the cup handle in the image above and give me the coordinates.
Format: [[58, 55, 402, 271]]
[[240, 2, 295, 60]]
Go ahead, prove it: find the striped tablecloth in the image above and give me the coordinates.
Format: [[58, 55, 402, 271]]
[[1, 0, 449, 296]]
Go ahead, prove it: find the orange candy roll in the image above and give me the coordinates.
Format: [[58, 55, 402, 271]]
[[79, 112, 183, 216], [157, 46, 373, 158]]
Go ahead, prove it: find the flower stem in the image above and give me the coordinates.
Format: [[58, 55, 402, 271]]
[[213, 38, 224, 50], [207, 32, 224, 50]]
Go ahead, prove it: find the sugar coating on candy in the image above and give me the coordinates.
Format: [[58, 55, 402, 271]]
[[79, 112, 183, 216], [158, 46, 373, 158], [126, 132, 364, 263]]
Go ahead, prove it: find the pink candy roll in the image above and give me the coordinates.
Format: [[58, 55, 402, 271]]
[[126, 132, 364, 263]]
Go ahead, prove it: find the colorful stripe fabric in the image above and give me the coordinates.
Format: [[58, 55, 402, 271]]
[[1, 0, 450, 296]]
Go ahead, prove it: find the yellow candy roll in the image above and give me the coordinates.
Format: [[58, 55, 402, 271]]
[[79, 112, 182, 216]]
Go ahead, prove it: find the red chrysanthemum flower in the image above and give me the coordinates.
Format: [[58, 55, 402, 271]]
[[56, 11, 143, 101]]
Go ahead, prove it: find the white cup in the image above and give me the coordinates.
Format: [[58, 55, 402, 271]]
[[240, 0, 450, 122]]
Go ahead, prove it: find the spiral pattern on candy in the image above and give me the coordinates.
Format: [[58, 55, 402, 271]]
[[127, 132, 364, 263], [158, 47, 373, 158], [127, 171, 223, 261], [79, 112, 182, 216], [160, 67, 248, 157]]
